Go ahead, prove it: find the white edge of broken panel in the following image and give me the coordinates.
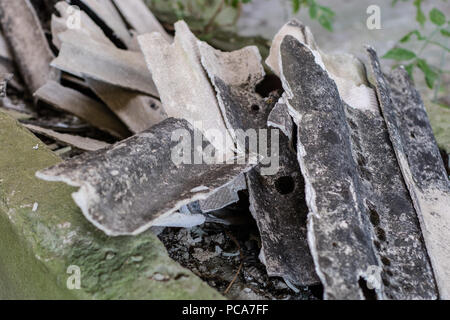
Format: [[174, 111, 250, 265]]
[[267, 20, 379, 115]]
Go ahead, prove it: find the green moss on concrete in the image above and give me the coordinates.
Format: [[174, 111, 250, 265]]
[[0, 111, 223, 299]]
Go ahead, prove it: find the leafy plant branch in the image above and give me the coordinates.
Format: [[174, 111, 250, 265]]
[[383, 2, 449, 103]]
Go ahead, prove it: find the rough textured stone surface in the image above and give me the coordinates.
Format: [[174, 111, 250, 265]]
[[0, 111, 223, 299], [366, 50, 450, 299], [199, 42, 268, 151], [37, 118, 251, 236]]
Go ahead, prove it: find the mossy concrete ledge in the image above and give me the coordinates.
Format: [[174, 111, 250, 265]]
[[0, 111, 223, 300]]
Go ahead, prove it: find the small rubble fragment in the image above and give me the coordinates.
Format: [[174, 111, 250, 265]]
[[267, 96, 294, 142], [0, 72, 12, 97], [0, 0, 59, 94], [37, 118, 253, 236], [197, 174, 247, 213]]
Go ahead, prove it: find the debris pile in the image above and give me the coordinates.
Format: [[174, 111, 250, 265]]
[[0, 0, 448, 300]]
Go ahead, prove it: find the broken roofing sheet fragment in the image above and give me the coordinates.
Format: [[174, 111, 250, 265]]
[[246, 134, 319, 286], [34, 81, 130, 139], [343, 102, 437, 300], [0, 0, 59, 94], [138, 21, 235, 160], [199, 39, 318, 285], [86, 78, 167, 134], [267, 96, 294, 142], [78, 0, 136, 49], [273, 22, 439, 298], [278, 34, 382, 300], [24, 123, 110, 152], [51, 31, 158, 97], [271, 20, 439, 299], [37, 118, 252, 236], [197, 173, 247, 213], [51, 1, 115, 49], [367, 48, 450, 299], [51, 4, 166, 134], [112, 0, 172, 42]]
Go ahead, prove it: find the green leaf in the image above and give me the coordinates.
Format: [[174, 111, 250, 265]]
[[430, 8, 446, 26], [318, 15, 333, 32], [441, 29, 450, 37], [318, 5, 335, 17], [382, 48, 417, 61], [292, 0, 301, 13], [417, 59, 438, 88], [400, 30, 425, 42], [309, 3, 318, 19], [405, 63, 415, 79], [413, 0, 426, 26]]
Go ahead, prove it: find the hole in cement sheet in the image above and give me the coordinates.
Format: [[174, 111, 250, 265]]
[[358, 277, 378, 300], [251, 104, 260, 112], [255, 74, 283, 98], [275, 176, 296, 195]]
